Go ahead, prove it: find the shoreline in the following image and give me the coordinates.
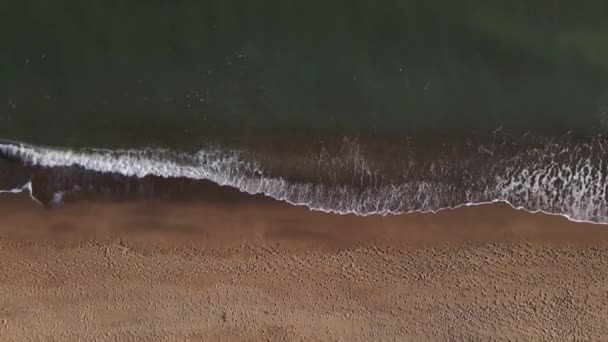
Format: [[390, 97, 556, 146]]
[[2, 190, 608, 248], [3, 136, 608, 223]]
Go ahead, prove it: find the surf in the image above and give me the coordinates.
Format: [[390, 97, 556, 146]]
[[1, 139, 607, 224]]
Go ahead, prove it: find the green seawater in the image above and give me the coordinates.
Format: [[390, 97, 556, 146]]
[[1, 0, 608, 149]]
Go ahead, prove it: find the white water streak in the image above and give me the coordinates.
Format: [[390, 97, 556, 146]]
[[0, 141, 607, 224], [0, 181, 43, 205]]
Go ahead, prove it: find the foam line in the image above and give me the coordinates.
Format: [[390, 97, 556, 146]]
[[0, 141, 606, 224], [0, 181, 43, 206]]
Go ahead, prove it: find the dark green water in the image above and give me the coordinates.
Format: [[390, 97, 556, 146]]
[[1, 0, 608, 148], [2, 1, 608, 223]]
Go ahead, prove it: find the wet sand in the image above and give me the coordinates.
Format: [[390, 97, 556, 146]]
[[1, 189, 608, 341]]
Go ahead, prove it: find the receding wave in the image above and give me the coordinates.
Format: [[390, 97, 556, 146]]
[[1, 137, 607, 224]]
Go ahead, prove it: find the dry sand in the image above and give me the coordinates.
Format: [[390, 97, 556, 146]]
[[1, 191, 608, 341]]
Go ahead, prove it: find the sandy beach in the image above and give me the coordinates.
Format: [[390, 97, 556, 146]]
[[1, 188, 608, 341]]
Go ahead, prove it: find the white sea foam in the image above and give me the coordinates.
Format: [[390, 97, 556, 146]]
[[0, 181, 43, 205], [0, 140, 607, 224]]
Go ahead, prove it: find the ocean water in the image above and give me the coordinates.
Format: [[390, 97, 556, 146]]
[[2, 0, 608, 222]]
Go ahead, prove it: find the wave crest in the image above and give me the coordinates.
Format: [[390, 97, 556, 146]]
[[1, 138, 607, 224]]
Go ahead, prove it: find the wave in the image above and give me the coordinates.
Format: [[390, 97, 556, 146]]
[[1, 137, 608, 224]]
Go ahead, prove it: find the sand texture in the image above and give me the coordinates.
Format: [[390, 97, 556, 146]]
[[1, 194, 608, 341]]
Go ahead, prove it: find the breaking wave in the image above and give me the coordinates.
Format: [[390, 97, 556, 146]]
[[1, 137, 608, 224]]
